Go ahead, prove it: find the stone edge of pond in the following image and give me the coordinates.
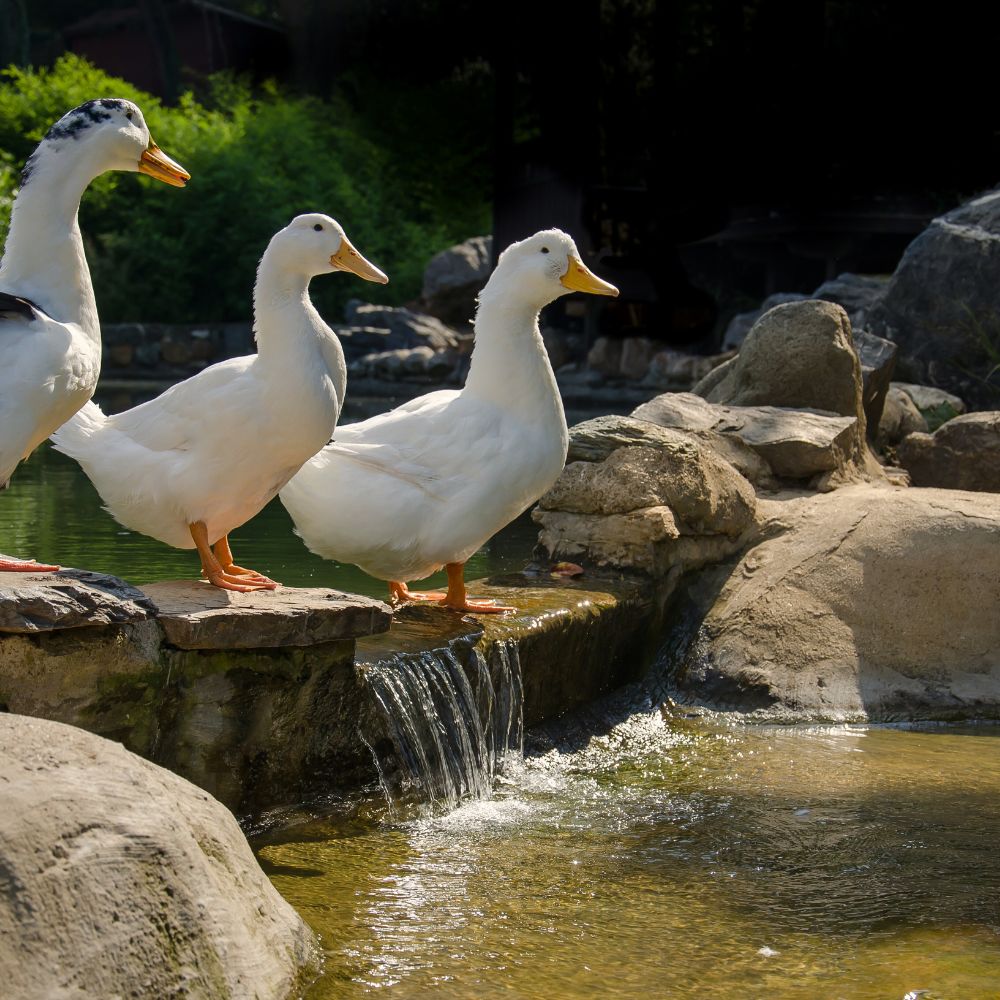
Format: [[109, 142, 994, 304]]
[[0, 566, 674, 820]]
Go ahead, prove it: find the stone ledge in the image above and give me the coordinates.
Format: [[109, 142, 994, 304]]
[[0, 569, 155, 633], [140, 580, 392, 649]]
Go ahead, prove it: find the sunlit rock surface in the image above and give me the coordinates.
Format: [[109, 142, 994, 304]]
[[142, 579, 390, 649], [660, 484, 1000, 722], [535, 417, 756, 575], [0, 713, 315, 1000], [633, 393, 860, 483]]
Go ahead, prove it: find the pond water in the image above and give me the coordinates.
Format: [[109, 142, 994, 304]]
[[256, 711, 1000, 1000]]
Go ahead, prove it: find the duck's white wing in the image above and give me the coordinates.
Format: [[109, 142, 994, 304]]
[[327, 389, 492, 500], [105, 356, 256, 452], [0, 294, 93, 483]]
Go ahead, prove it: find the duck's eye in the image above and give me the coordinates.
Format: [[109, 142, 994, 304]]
[[314, 223, 323, 231], [540, 247, 550, 254]]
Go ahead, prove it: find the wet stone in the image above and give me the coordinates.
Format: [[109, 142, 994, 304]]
[[0, 569, 155, 633]]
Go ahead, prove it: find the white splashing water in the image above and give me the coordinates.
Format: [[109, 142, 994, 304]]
[[362, 640, 524, 811]]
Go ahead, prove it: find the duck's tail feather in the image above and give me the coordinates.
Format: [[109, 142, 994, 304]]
[[50, 400, 108, 459]]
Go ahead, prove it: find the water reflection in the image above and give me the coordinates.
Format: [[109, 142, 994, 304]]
[[258, 718, 1000, 999]]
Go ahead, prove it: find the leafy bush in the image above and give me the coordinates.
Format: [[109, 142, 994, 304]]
[[0, 55, 491, 323]]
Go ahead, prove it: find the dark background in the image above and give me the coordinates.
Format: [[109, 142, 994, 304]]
[[4, 0, 998, 346]]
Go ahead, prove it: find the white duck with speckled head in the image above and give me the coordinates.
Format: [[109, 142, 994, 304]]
[[0, 98, 189, 572]]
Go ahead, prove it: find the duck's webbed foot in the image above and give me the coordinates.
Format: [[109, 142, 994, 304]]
[[435, 563, 515, 615], [389, 580, 447, 604], [0, 554, 60, 572], [189, 524, 279, 592]]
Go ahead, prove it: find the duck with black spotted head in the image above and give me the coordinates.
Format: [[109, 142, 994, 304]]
[[0, 99, 189, 573]]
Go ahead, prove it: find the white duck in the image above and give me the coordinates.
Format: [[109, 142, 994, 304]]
[[0, 98, 189, 572], [52, 213, 387, 592], [280, 229, 618, 613]]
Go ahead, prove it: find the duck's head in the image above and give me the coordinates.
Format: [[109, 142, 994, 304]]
[[490, 229, 618, 308], [23, 99, 189, 189], [269, 214, 389, 283]]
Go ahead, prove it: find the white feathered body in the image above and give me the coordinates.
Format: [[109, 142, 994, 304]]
[[281, 299, 568, 582], [53, 296, 345, 549], [0, 167, 103, 488], [0, 307, 99, 488]]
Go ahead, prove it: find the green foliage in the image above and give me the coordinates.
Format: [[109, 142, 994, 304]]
[[0, 55, 492, 323]]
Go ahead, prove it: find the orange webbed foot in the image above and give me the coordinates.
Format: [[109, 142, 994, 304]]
[[0, 555, 60, 573], [203, 567, 278, 592], [389, 581, 448, 604]]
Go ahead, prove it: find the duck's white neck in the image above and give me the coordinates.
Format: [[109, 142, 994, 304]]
[[464, 280, 563, 422], [252, 254, 347, 404], [0, 143, 103, 342]]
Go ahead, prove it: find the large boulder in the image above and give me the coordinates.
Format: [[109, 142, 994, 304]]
[[660, 484, 1000, 721], [698, 300, 862, 417], [534, 418, 756, 576], [0, 714, 315, 999], [634, 392, 862, 485], [695, 300, 881, 483], [867, 189, 1000, 403], [421, 235, 492, 326], [897, 412, 1000, 492]]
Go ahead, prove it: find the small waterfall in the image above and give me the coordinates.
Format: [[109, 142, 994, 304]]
[[362, 640, 523, 810]]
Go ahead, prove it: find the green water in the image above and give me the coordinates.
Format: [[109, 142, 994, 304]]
[[0, 441, 536, 600], [257, 717, 1000, 999]]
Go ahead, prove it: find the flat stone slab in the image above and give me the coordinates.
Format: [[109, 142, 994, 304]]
[[0, 568, 155, 633], [633, 392, 858, 478], [141, 580, 392, 650]]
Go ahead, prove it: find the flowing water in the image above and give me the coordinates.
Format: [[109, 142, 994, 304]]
[[256, 707, 1000, 1000], [362, 641, 524, 809]]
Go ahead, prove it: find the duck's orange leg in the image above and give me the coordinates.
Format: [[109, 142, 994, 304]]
[[212, 534, 279, 588], [189, 522, 277, 592], [437, 562, 514, 614], [0, 554, 59, 572]]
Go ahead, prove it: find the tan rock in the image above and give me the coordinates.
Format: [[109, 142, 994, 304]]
[[619, 337, 658, 380], [586, 336, 623, 375], [535, 424, 756, 574], [0, 714, 315, 999], [877, 385, 928, 446], [697, 300, 864, 419], [633, 392, 860, 481], [663, 484, 1000, 721], [897, 412, 1000, 492]]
